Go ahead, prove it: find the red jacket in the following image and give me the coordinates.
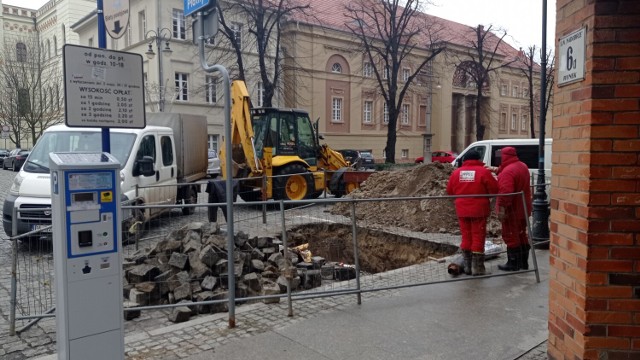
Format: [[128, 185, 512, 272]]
[[447, 159, 499, 218], [496, 148, 533, 219]]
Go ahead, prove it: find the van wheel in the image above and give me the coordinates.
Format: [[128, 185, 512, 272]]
[[182, 187, 197, 215]]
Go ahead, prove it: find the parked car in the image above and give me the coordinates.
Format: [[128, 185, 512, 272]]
[[207, 149, 221, 177], [3, 149, 30, 171], [0, 149, 9, 167], [415, 150, 458, 164], [337, 149, 376, 170]]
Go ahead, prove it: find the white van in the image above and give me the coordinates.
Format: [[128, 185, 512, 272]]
[[453, 138, 552, 184]]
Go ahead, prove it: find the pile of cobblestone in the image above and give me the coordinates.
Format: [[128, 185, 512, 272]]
[[122, 222, 352, 323]]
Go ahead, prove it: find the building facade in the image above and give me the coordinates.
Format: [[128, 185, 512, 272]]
[[0, 0, 94, 149]]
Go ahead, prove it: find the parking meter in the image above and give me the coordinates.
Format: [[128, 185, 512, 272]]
[[50, 152, 124, 360]]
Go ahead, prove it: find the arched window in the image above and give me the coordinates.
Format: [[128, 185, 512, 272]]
[[16, 43, 27, 62], [53, 36, 57, 55], [331, 63, 342, 73], [46, 39, 51, 59]]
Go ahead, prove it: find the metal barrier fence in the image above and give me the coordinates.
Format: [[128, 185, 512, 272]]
[[6, 177, 547, 337]]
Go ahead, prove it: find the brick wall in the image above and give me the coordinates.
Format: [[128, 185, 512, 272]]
[[549, 1, 640, 359]]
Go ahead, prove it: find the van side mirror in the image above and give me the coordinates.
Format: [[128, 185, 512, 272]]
[[134, 156, 155, 177]]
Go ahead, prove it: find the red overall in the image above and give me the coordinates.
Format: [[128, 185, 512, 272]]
[[496, 147, 533, 249], [447, 159, 499, 252]]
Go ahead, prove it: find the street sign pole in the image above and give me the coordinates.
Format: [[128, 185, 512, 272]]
[[97, 0, 110, 153]]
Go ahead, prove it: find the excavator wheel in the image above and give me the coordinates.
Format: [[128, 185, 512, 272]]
[[273, 164, 312, 201]]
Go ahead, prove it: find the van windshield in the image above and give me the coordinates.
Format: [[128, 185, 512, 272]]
[[23, 131, 136, 173]]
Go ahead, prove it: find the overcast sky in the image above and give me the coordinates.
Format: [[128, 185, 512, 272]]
[[7, 0, 556, 52], [428, 0, 557, 52]]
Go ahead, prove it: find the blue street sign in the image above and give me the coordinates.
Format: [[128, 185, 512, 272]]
[[184, 0, 211, 17]]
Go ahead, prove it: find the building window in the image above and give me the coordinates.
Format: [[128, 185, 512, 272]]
[[523, 88, 529, 98], [53, 36, 57, 55], [383, 66, 389, 80], [208, 134, 219, 152], [331, 97, 343, 123], [205, 76, 217, 104], [143, 72, 148, 87], [16, 43, 27, 62], [521, 115, 528, 132], [172, 9, 186, 40], [363, 101, 372, 124], [124, 29, 131, 47], [500, 84, 507, 96], [363, 62, 372, 77], [500, 112, 507, 131], [401, 103, 410, 125], [383, 103, 389, 124], [88, 37, 94, 47], [512, 86, 518, 97], [331, 63, 342, 73], [46, 39, 51, 59], [511, 113, 517, 130], [231, 22, 242, 47], [175, 72, 188, 101], [138, 10, 146, 42], [402, 68, 410, 82], [256, 81, 265, 107], [401, 149, 409, 158]]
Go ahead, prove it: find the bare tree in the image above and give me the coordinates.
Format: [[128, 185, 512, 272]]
[[519, 45, 555, 138], [345, 0, 444, 163], [216, 0, 311, 107], [0, 36, 63, 147], [453, 24, 514, 141]]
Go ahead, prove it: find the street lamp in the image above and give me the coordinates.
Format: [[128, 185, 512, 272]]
[[531, 0, 550, 248], [145, 28, 173, 112]]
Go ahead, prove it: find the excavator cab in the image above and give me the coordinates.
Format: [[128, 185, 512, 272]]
[[251, 108, 318, 166]]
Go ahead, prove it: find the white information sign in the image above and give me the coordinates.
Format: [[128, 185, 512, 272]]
[[1, 132, 9, 139], [104, 0, 130, 39], [63, 44, 145, 129], [558, 27, 586, 86]]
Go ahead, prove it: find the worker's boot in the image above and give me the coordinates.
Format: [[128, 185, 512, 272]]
[[498, 247, 521, 271], [471, 252, 486, 276], [462, 250, 472, 275], [520, 244, 531, 270]]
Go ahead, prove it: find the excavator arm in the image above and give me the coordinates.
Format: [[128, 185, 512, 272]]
[[219, 80, 262, 179]]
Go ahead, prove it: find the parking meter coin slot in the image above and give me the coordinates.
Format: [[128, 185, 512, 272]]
[[78, 230, 93, 248]]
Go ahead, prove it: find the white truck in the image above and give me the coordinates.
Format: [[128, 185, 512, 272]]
[[2, 113, 208, 240]]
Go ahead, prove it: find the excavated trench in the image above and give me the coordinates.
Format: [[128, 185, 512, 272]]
[[286, 223, 459, 274]]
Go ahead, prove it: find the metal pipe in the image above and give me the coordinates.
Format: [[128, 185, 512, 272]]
[[280, 200, 294, 317], [9, 235, 18, 335], [197, 11, 235, 328], [522, 191, 541, 283]]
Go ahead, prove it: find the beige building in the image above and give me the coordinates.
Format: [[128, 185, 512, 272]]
[[71, 0, 281, 152], [5, 0, 549, 160], [280, 0, 552, 163], [0, 0, 94, 149]]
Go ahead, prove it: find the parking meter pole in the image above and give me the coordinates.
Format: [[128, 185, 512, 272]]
[[96, 0, 110, 153]]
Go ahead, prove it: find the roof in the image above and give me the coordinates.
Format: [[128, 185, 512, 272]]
[[291, 0, 538, 70]]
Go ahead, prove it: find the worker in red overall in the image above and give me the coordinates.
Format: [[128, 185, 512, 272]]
[[447, 150, 499, 276], [493, 147, 533, 271]]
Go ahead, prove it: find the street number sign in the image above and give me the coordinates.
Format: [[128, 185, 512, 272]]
[[558, 27, 586, 86], [63, 44, 146, 129], [104, 0, 130, 39]]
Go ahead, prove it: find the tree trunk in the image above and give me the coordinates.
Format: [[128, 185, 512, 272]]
[[385, 108, 399, 163], [475, 88, 485, 141]]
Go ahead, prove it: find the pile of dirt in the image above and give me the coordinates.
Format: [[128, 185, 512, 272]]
[[332, 162, 501, 235]]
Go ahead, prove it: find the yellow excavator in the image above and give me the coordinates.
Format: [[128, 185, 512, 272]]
[[219, 80, 370, 201]]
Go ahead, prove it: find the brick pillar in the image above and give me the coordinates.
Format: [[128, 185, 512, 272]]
[[549, 1, 640, 359]]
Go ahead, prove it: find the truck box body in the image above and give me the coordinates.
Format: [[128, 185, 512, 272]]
[[147, 113, 208, 183]]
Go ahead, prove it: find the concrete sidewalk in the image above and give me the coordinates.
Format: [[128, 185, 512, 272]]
[[185, 251, 550, 360], [34, 251, 549, 360]]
